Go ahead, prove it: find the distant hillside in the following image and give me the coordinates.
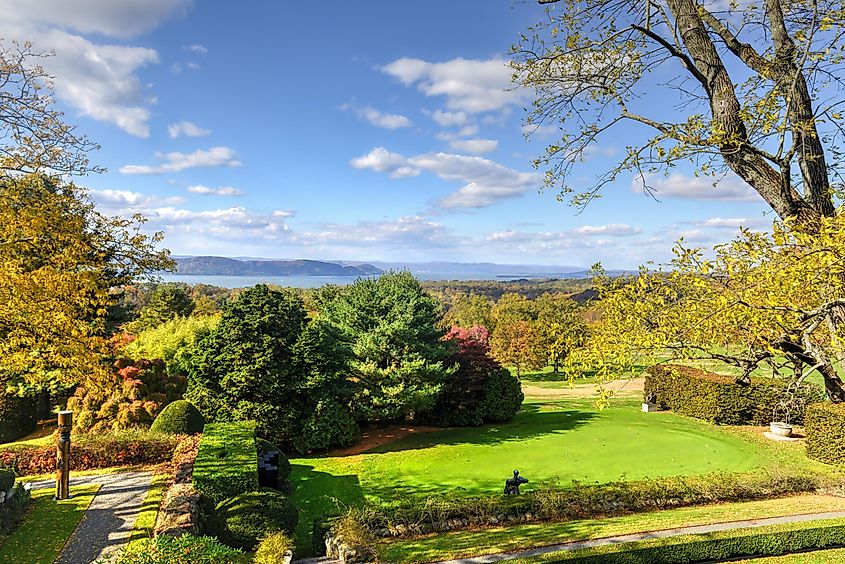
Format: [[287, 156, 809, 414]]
[[174, 256, 382, 277]]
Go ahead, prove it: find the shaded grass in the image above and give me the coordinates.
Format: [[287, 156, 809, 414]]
[[127, 471, 170, 544], [379, 494, 845, 562], [0, 484, 100, 564]]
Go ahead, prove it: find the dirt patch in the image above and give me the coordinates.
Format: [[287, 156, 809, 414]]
[[522, 377, 644, 399], [326, 425, 445, 457]]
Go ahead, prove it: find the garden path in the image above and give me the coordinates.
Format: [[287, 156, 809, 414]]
[[294, 510, 845, 564], [29, 471, 152, 564]]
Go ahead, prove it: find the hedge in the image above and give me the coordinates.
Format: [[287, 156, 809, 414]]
[[531, 517, 845, 563], [111, 534, 244, 564], [216, 489, 298, 550], [0, 430, 179, 476], [645, 365, 824, 425], [150, 400, 205, 435], [333, 468, 829, 540], [805, 402, 845, 465], [0, 478, 31, 535], [193, 421, 258, 504], [0, 392, 37, 443]]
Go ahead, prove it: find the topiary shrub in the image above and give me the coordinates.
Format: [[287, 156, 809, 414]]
[[293, 400, 360, 454], [253, 531, 294, 564], [193, 421, 258, 504], [150, 400, 205, 435], [645, 365, 824, 425], [216, 489, 299, 551], [476, 368, 524, 423], [111, 534, 243, 563], [257, 438, 291, 481], [805, 402, 845, 464]]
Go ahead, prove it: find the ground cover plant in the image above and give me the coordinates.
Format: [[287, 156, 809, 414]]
[[0, 484, 99, 564], [290, 397, 795, 554]]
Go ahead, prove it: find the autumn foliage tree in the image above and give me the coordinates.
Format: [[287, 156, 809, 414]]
[[491, 319, 545, 377]]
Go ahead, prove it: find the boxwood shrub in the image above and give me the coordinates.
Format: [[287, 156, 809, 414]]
[[112, 534, 243, 564], [216, 489, 298, 550], [537, 517, 845, 563], [805, 402, 845, 464], [150, 400, 205, 435], [193, 421, 258, 504], [645, 365, 824, 425]]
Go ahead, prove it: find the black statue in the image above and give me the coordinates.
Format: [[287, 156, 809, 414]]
[[644, 392, 657, 405], [504, 469, 528, 495]]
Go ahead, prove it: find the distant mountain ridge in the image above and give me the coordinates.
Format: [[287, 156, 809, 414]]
[[174, 256, 382, 277]]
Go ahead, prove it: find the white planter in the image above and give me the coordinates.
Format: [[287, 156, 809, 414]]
[[642, 403, 659, 413], [770, 421, 793, 437]]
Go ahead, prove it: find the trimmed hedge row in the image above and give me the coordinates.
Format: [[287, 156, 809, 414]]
[[806, 402, 845, 464], [539, 517, 845, 563], [645, 365, 824, 425], [193, 421, 259, 504], [0, 476, 31, 535], [0, 431, 180, 476], [333, 469, 829, 540]]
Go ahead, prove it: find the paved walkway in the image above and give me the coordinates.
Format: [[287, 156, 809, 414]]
[[29, 471, 152, 564], [293, 510, 845, 564]]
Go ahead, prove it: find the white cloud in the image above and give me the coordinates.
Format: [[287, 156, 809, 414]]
[[632, 173, 759, 202], [383, 57, 527, 113], [144, 206, 294, 241], [187, 185, 244, 197], [168, 121, 211, 138], [310, 215, 453, 248], [571, 224, 641, 236], [182, 44, 207, 55], [690, 217, 768, 229], [0, 2, 191, 136], [428, 110, 468, 126], [120, 146, 242, 174], [89, 188, 185, 209], [360, 107, 411, 129], [448, 138, 498, 154], [350, 147, 420, 178], [522, 123, 559, 137], [351, 147, 539, 209], [0, 0, 191, 39]]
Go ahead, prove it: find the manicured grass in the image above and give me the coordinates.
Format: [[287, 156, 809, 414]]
[[511, 516, 845, 562], [127, 471, 170, 544], [0, 484, 100, 564], [290, 398, 784, 555], [379, 494, 845, 562]]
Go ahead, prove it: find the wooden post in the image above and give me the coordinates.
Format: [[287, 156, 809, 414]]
[[55, 411, 72, 500]]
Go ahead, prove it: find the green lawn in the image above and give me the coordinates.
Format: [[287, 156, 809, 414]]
[[290, 397, 786, 555], [0, 484, 100, 564], [380, 494, 845, 562]]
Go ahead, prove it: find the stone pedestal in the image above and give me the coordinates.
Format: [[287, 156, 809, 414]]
[[642, 403, 660, 413]]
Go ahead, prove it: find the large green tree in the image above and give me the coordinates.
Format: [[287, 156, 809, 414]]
[[320, 272, 456, 423]]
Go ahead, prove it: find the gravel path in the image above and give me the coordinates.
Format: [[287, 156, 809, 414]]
[[29, 471, 152, 564]]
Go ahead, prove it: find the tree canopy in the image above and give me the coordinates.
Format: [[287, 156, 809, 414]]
[[513, 0, 845, 228]]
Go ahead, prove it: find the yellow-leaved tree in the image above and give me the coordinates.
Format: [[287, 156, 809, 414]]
[[571, 216, 845, 403]]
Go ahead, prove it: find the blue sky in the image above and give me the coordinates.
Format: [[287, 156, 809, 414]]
[[0, 0, 772, 269]]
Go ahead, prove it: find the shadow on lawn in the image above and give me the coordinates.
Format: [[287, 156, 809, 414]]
[[362, 404, 597, 455]]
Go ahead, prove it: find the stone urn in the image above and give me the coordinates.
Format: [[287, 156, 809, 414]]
[[769, 421, 793, 437]]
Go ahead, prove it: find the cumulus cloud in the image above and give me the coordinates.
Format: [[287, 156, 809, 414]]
[[351, 147, 539, 209], [0, 1, 192, 136], [688, 217, 768, 229], [310, 215, 453, 248], [447, 138, 498, 154], [428, 109, 468, 126], [343, 105, 412, 129], [186, 185, 244, 196], [571, 224, 641, 236], [168, 121, 211, 138], [632, 173, 759, 202], [89, 188, 185, 209], [120, 147, 242, 174], [382, 57, 527, 113], [143, 206, 294, 241], [350, 147, 420, 178]]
